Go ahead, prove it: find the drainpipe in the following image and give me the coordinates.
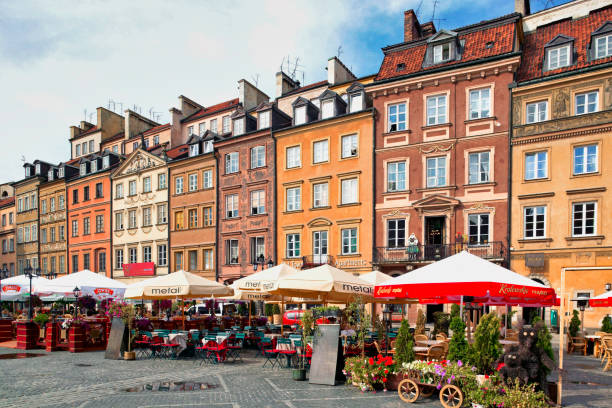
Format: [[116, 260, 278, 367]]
[[271, 129, 277, 266], [214, 150, 220, 283], [371, 109, 377, 270], [507, 81, 515, 268], [109, 175, 113, 279], [166, 160, 170, 276]]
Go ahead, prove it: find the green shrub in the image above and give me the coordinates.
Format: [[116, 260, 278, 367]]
[[415, 308, 426, 335], [450, 303, 460, 320], [601, 315, 612, 333], [272, 304, 281, 315], [237, 303, 247, 316], [394, 318, 415, 365], [448, 316, 469, 362], [432, 312, 450, 336], [264, 303, 274, 317], [569, 310, 581, 337], [468, 313, 501, 373], [33, 313, 49, 326]]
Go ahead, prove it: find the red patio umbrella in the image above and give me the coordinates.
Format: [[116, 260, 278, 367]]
[[589, 290, 612, 307]]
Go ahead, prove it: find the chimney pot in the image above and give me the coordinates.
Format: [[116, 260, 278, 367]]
[[404, 9, 421, 42], [515, 0, 530, 16]]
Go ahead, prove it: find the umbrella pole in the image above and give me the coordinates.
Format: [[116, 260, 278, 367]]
[[248, 301, 251, 327], [460, 296, 464, 322], [281, 296, 284, 335]]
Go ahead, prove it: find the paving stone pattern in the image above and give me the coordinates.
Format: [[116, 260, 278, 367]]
[[0, 347, 609, 408]]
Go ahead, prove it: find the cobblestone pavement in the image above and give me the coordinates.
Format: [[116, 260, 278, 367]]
[[0, 347, 610, 408]]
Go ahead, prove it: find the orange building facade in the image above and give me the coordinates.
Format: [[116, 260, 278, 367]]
[[0, 196, 16, 276]]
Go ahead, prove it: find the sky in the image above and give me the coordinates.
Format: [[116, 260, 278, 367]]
[[0, 0, 570, 183]]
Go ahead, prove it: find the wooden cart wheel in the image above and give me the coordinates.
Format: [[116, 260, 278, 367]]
[[420, 386, 434, 397], [439, 384, 463, 408], [398, 379, 420, 403]]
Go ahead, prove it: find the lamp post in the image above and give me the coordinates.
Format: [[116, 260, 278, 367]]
[[73, 286, 81, 319], [382, 306, 392, 355], [23, 264, 39, 321], [0, 266, 8, 305], [606, 282, 612, 292], [45, 271, 57, 280], [252, 255, 273, 272]]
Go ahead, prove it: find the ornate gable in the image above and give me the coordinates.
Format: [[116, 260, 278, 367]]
[[307, 217, 333, 227], [412, 194, 460, 212], [112, 149, 165, 178]]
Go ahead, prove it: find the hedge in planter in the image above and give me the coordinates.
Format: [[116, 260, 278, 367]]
[[448, 316, 469, 363], [468, 313, 501, 374], [569, 310, 581, 337], [432, 311, 450, 336], [415, 309, 425, 335], [394, 318, 414, 366]]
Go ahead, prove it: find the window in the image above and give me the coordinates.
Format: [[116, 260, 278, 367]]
[[387, 162, 406, 191], [204, 249, 213, 270], [42, 258, 47, 273], [112, 145, 119, 154], [251, 146, 266, 169], [188, 209, 198, 228], [233, 118, 244, 135], [226, 194, 239, 218], [175, 252, 183, 270], [98, 252, 106, 272], [468, 151, 490, 184], [9, 213, 13, 224], [426, 157, 446, 187], [226, 240, 239, 264], [95, 215, 104, 233], [225, 152, 239, 174], [132, 142, 138, 151], [41, 200, 46, 214], [59, 256, 65, 274], [210, 118, 218, 133], [83, 186, 90, 201], [313, 140, 328, 164], [50, 197, 55, 212], [572, 202, 596, 237], [188, 125, 194, 135], [158, 245, 167, 266], [143, 246, 152, 263], [524, 206, 546, 239], [575, 91, 598, 115], [129, 180, 136, 196], [50, 227, 55, 242], [17, 228, 22, 244], [286, 234, 300, 258], [387, 219, 405, 248], [295, 106, 306, 125], [59, 226, 64, 241], [83, 253, 90, 270], [91, 160, 97, 173], [76, 144, 81, 156], [203, 141, 213, 153], [341, 178, 358, 204], [250, 236, 265, 264], [313, 183, 328, 208], [547, 45, 570, 70], [50, 257, 56, 273], [143, 177, 151, 193], [80, 163, 86, 176], [31, 224, 37, 241], [199, 122, 206, 135], [203, 207, 214, 226], [286, 146, 301, 168], [1, 214, 4, 226], [175, 211, 184, 230], [89, 140, 94, 153], [153, 135, 159, 146], [175, 177, 183, 194], [525, 151, 547, 180], [83, 217, 90, 235], [115, 212, 124, 230], [59, 195, 64, 210], [258, 110, 270, 129], [595, 34, 612, 59], [426, 94, 447, 125], [321, 100, 334, 119], [24, 196, 29, 210], [341, 228, 358, 255], [286, 187, 301, 211], [526, 101, 547, 123], [143, 207, 152, 226], [222, 115, 230, 133], [433, 42, 451, 63], [72, 255, 78, 273], [251, 190, 265, 215], [129, 247, 137, 263], [95, 182, 103, 198], [387, 103, 406, 132], [189, 251, 199, 270], [158, 173, 167, 189], [573, 144, 598, 175], [128, 210, 137, 229], [157, 204, 167, 224], [17, 199, 22, 212], [349, 93, 363, 113], [202, 169, 213, 189], [189, 173, 198, 191], [468, 214, 489, 245], [41, 229, 47, 244], [469, 88, 491, 119]]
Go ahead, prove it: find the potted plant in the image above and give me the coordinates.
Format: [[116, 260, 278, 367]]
[[468, 313, 502, 374], [387, 318, 415, 390], [448, 316, 470, 362], [293, 309, 314, 381], [109, 302, 137, 360], [569, 309, 581, 338], [602, 315, 612, 333], [272, 304, 282, 325]]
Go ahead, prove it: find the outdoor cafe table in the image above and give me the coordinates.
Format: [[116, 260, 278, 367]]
[[499, 339, 519, 346], [168, 333, 188, 354], [418, 340, 442, 346], [413, 346, 428, 353]]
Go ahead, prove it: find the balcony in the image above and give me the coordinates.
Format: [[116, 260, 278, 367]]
[[301, 255, 335, 270], [374, 242, 506, 266]]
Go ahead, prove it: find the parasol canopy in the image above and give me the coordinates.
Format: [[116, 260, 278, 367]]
[[589, 290, 612, 307], [124, 270, 232, 300], [374, 251, 557, 306], [34, 270, 126, 301], [232, 263, 299, 292], [360, 271, 418, 305], [1, 274, 50, 301]]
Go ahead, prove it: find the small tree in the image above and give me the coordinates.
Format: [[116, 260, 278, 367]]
[[394, 318, 415, 365], [264, 303, 274, 317], [448, 316, 469, 362], [450, 303, 460, 320], [347, 296, 371, 358], [373, 314, 385, 342], [569, 309, 581, 337], [415, 308, 426, 335], [601, 315, 612, 333], [272, 304, 281, 315], [468, 313, 501, 373], [432, 312, 450, 336], [298, 310, 315, 370]]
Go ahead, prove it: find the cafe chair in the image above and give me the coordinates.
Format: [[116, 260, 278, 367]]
[[568, 336, 587, 355]]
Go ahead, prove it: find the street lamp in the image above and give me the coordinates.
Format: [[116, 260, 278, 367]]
[[382, 306, 393, 355], [571, 295, 590, 334], [23, 264, 39, 321], [606, 283, 612, 292], [73, 286, 81, 318], [45, 271, 57, 280], [267, 257, 274, 269], [0, 266, 9, 306]]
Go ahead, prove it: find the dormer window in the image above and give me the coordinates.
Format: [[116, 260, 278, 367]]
[[233, 118, 244, 136], [48, 170, 54, 180], [58, 167, 64, 178], [35, 164, 41, 175], [258, 111, 270, 130], [349, 93, 363, 113], [295, 106, 306, 125], [189, 144, 199, 157], [188, 125, 194, 135], [25, 167, 31, 177], [433, 43, 451, 63], [76, 145, 81, 157], [595, 33, 612, 59], [321, 100, 334, 119], [102, 156, 110, 169], [91, 160, 97, 173], [80, 163, 87, 176], [547, 45, 570, 70], [203, 141, 213, 153]]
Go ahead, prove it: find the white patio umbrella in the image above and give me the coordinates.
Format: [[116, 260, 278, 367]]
[[232, 263, 299, 293], [34, 269, 127, 301], [1, 274, 50, 301], [124, 270, 232, 300]]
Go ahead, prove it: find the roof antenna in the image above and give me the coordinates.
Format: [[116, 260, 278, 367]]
[[88, 111, 95, 123], [337, 45, 343, 59], [251, 73, 260, 88], [431, 0, 438, 21]]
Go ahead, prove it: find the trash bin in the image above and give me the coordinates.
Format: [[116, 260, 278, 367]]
[[550, 309, 559, 333]]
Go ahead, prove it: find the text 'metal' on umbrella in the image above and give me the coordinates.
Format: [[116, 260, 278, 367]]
[[124, 270, 232, 300]]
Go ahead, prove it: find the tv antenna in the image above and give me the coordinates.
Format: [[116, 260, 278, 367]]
[[251, 73, 260, 87], [88, 111, 95, 123], [337, 45, 343, 59], [431, 0, 446, 27]]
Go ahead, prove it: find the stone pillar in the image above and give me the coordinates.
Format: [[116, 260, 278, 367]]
[[45, 322, 60, 352], [0, 319, 13, 342], [68, 325, 86, 353], [16, 321, 38, 350]]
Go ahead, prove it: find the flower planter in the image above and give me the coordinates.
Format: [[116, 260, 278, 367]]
[[124, 351, 136, 360], [384, 372, 406, 391], [292, 368, 307, 381], [273, 314, 282, 325], [16, 321, 38, 350], [546, 381, 558, 405], [45, 322, 61, 352], [68, 325, 86, 353], [471, 404, 485, 408], [0, 319, 13, 342]]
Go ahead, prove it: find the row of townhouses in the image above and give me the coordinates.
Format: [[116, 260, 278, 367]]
[[1, 0, 611, 327]]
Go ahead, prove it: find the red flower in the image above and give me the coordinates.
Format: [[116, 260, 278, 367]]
[[496, 362, 505, 371], [384, 369, 389, 374], [484, 375, 489, 379], [368, 357, 374, 365], [382, 378, 387, 383]]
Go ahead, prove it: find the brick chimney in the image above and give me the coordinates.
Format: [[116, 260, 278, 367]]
[[404, 10, 422, 42], [515, 0, 530, 16]]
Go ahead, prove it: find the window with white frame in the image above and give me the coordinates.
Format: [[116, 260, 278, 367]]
[[189, 144, 199, 157], [50, 197, 55, 212], [225, 152, 239, 174], [341, 228, 358, 255], [143, 246, 152, 263], [226, 194, 238, 218], [341, 134, 358, 158], [426, 157, 446, 187], [313, 140, 328, 163], [129, 180, 137, 196], [524, 206, 546, 239], [468, 151, 490, 184], [294, 106, 306, 125], [313, 183, 328, 208], [157, 203, 167, 224], [202, 169, 213, 189], [250, 236, 265, 264], [128, 210, 137, 229], [75, 145, 81, 157], [575, 91, 598, 115], [203, 207, 213, 226], [199, 122, 206, 135], [91, 160, 97, 173], [547, 45, 570, 70], [80, 163, 86, 176], [433, 42, 451, 63], [387, 161, 406, 192], [286, 146, 301, 168], [341, 178, 358, 204], [226, 240, 239, 264], [142, 207, 152, 226], [573, 144, 598, 175], [468, 214, 489, 245], [129, 247, 137, 264], [187, 125, 194, 135], [203, 140, 213, 153], [153, 135, 159, 145], [210, 118, 218, 133], [83, 217, 90, 235], [112, 145, 119, 154], [595, 34, 612, 59], [203, 249, 213, 269], [233, 118, 244, 135], [387, 219, 405, 248], [251, 146, 265, 169], [321, 100, 334, 119], [286, 234, 300, 258], [572, 202, 596, 236], [158, 244, 167, 266], [187, 208, 197, 228], [286, 187, 301, 211], [524, 151, 547, 180], [189, 173, 198, 191], [349, 93, 363, 113], [251, 190, 265, 215], [115, 249, 123, 269], [526, 101, 548, 123], [115, 212, 124, 230], [188, 251, 197, 271], [469, 88, 491, 119], [158, 173, 167, 189], [258, 110, 270, 129], [426, 94, 447, 125], [222, 116, 230, 133], [387, 103, 406, 132], [143, 176, 151, 193]]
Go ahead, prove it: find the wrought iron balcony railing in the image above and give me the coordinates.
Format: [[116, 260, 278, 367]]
[[300, 255, 335, 269], [374, 242, 506, 265]]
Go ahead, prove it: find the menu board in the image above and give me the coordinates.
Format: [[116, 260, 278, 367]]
[[104, 317, 127, 360], [309, 324, 345, 386]]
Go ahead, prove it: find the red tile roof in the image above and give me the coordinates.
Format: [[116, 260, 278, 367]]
[[376, 17, 517, 81], [183, 98, 240, 123], [0, 197, 14, 208], [166, 144, 189, 159], [517, 6, 612, 82]]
